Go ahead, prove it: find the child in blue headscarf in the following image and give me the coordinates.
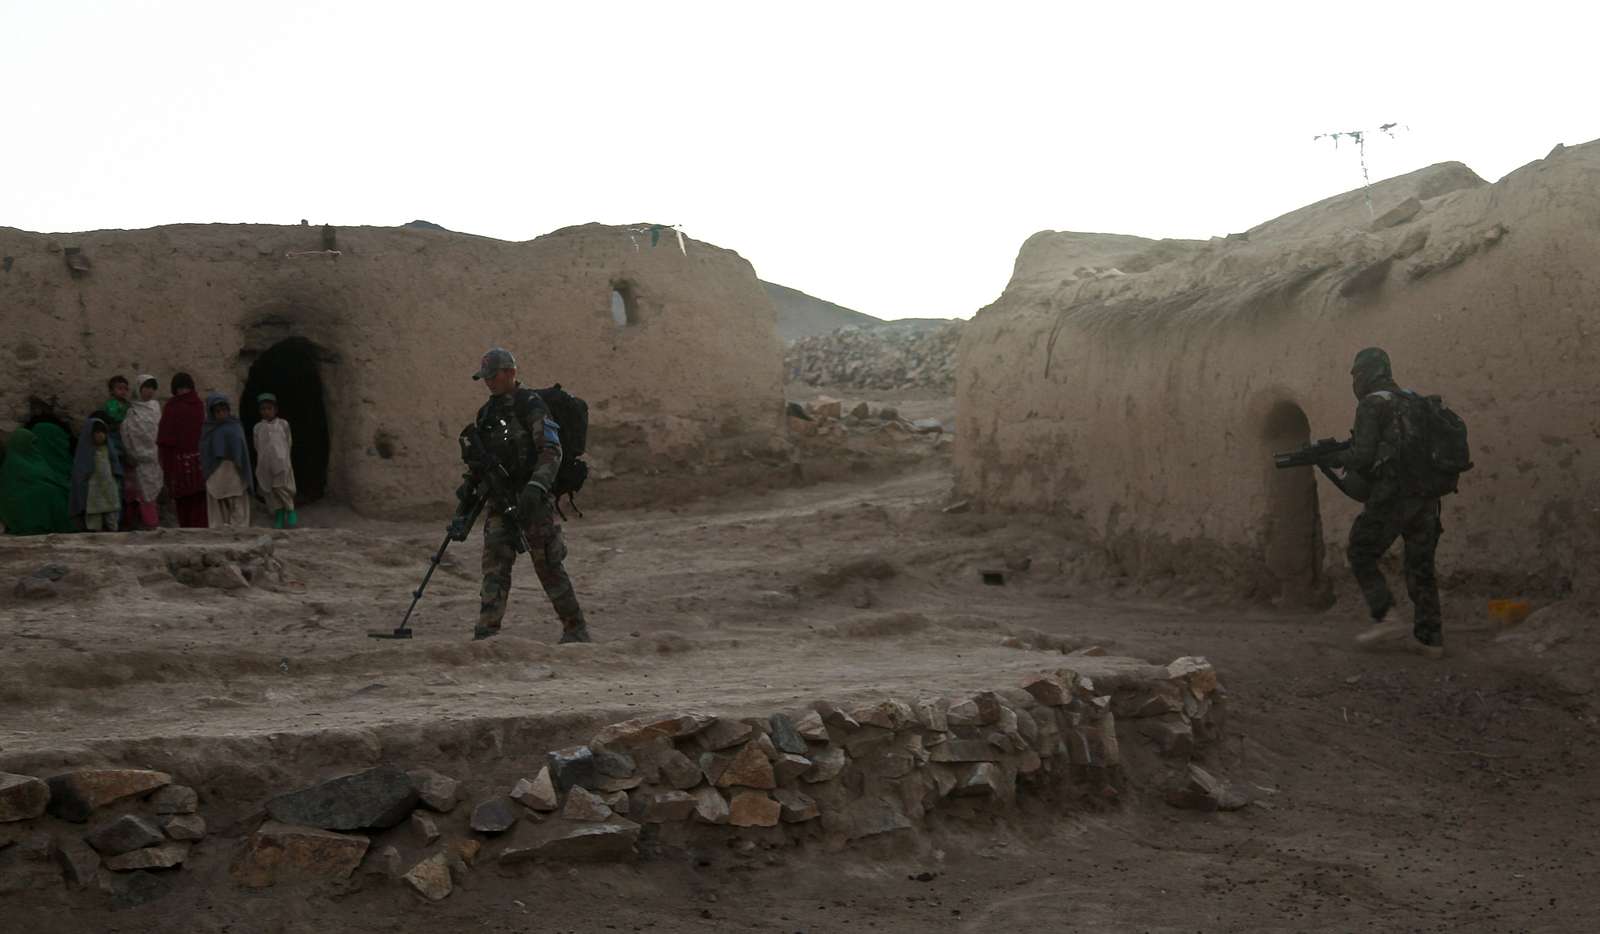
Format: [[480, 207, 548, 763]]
[[201, 392, 254, 528], [70, 415, 124, 531]]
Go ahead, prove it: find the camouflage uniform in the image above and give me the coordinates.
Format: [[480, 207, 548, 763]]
[[1334, 348, 1444, 648], [472, 383, 587, 641]]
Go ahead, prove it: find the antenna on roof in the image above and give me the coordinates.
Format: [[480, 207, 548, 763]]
[[1313, 123, 1409, 219]]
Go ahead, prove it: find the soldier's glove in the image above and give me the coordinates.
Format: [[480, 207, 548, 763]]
[[447, 514, 470, 541], [517, 482, 552, 524]]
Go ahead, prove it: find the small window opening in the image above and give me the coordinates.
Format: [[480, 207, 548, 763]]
[[610, 283, 638, 327]]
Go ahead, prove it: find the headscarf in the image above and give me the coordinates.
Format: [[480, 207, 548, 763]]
[[0, 428, 74, 535], [1351, 347, 1399, 399], [122, 375, 164, 501], [70, 415, 124, 517], [157, 386, 207, 497], [200, 392, 253, 493]]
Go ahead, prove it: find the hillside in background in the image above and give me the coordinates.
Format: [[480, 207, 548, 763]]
[[762, 280, 881, 341]]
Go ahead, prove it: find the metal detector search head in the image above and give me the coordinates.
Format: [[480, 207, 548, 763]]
[[369, 626, 414, 640]]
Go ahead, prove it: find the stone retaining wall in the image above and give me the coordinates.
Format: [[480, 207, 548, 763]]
[[0, 656, 1229, 902]]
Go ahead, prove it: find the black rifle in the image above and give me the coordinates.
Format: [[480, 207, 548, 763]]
[[1272, 437, 1367, 502], [456, 424, 533, 555], [1272, 437, 1350, 469]]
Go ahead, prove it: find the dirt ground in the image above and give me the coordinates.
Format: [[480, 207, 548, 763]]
[[2, 437, 1598, 931]]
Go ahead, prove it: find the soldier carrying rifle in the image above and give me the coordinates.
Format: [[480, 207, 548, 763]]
[[456, 347, 591, 643], [1276, 348, 1471, 659]]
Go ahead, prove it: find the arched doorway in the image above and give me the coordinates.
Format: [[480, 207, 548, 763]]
[[1260, 400, 1325, 602], [241, 338, 331, 502]]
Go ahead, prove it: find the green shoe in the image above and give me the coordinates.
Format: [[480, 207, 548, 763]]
[[272, 510, 285, 530], [286, 510, 299, 529]]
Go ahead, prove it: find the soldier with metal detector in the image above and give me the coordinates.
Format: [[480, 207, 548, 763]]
[[373, 348, 591, 643], [460, 347, 591, 643]]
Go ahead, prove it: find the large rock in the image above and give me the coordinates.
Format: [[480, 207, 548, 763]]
[[54, 837, 101, 890], [728, 792, 781, 828], [510, 769, 560, 812], [546, 747, 596, 792], [0, 773, 49, 823], [497, 818, 640, 864], [590, 713, 714, 749], [406, 768, 461, 813], [691, 787, 730, 825], [469, 797, 519, 834], [634, 791, 697, 824], [410, 812, 440, 846], [773, 789, 820, 823], [803, 747, 847, 783], [768, 714, 809, 755], [46, 768, 172, 823], [265, 766, 417, 831], [231, 822, 371, 888], [105, 843, 188, 872], [952, 763, 1008, 798], [697, 719, 755, 751], [402, 852, 452, 901], [85, 814, 165, 856], [150, 784, 199, 815], [793, 710, 829, 741], [773, 754, 812, 785], [561, 787, 613, 822], [717, 743, 776, 789], [593, 748, 636, 779], [162, 814, 207, 842], [657, 750, 703, 791], [1021, 674, 1072, 707]]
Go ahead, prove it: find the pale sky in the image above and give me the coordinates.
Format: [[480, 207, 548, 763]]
[[3, 0, 1595, 320]]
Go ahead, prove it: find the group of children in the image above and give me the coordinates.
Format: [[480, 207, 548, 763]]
[[0, 375, 301, 535]]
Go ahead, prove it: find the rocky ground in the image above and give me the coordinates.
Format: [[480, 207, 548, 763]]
[[1, 449, 1598, 931]]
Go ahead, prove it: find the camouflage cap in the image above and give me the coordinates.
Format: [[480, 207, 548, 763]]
[[472, 347, 517, 381], [257, 392, 277, 404]]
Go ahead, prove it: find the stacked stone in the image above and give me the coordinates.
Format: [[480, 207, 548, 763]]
[[786, 321, 965, 391], [0, 767, 204, 894], [0, 657, 1231, 902]]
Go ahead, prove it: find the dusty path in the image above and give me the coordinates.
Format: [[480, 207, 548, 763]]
[[2, 466, 1597, 931]]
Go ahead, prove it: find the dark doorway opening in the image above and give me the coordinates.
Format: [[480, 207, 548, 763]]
[[242, 337, 331, 502], [1260, 400, 1325, 602]]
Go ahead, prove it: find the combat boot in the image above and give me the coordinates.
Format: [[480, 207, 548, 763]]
[[558, 618, 592, 644], [472, 624, 501, 641], [1354, 618, 1409, 648]]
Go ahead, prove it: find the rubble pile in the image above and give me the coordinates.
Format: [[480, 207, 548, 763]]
[[786, 321, 964, 391], [786, 396, 950, 449], [0, 656, 1234, 902]]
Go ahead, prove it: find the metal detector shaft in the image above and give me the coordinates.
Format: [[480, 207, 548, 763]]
[[370, 497, 484, 639]]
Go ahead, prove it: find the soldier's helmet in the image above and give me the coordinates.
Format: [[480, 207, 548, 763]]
[[472, 347, 517, 381]]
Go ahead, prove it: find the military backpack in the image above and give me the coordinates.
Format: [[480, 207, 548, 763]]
[[1385, 390, 1473, 497], [514, 384, 590, 514]]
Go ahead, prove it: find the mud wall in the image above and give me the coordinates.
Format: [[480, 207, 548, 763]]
[[956, 140, 1600, 596], [0, 223, 785, 513]]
